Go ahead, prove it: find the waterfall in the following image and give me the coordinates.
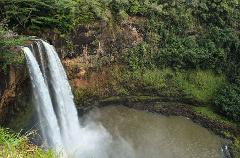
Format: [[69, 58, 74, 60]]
[[22, 40, 134, 158], [41, 41, 81, 149], [22, 40, 132, 158], [22, 47, 63, 152]]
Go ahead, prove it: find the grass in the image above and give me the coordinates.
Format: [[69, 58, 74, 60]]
[[73, 67, 227, 106], [101, 95, 162, 103], [175, 70, 226, 102], [193, 106, 239, 128], [133, 69, 226, 102], [138, 69, 172, 90], [231, 138, 240, 158], [134, 68, 179, 96], [0, 128, 55, 158]]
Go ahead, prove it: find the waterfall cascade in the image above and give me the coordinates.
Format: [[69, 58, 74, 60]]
[[22, 40, 134, 158], [23, 47, 63, 152]]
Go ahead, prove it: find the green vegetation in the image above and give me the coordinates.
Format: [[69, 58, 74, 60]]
[[74, 66, 226, 106], [0, 128, 55, 158], [117, 0, 240, 123], [215, 82, 240, 122], [175, 70, 226, 102], [0, 25, 27, 73], [231, 138, 240, 158], [1, 0, 239, 83], [134, 69, 178, 96], [193, 106, 239, 128], [0, 0, 76, 33], [75, 0, 111, 24], [0, 0, 240, 156]]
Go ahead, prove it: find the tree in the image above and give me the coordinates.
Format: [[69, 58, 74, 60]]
[[1, 0, 76, 33]]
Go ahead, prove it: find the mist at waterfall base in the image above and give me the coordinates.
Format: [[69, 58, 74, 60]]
[[22, 40, 135, 158]]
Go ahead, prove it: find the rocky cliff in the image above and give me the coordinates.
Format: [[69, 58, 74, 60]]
[[0, 17, 145, 125], [0, 62, 30, 125]]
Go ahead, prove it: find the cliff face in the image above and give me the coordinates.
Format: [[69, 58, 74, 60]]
[[0, 61, 30, 125], [39, 17, 145, 59], [0, 17, 145, 125], [61, 17, 145, 86], [70, 17, 144, 57]]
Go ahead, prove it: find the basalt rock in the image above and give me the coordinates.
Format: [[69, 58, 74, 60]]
[[0, 56, 30, 125]]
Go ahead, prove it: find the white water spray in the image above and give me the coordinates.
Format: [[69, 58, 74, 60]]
[[22, 40, 135, 158], [22, 47, 63, 152]]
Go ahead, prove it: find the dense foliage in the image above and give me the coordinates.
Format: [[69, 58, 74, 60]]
[[0, 25, 27, 73], [114, 0, 240, 122], [122, 1, 240, 79], [0, 0, 76, 33], [215, 82, 240, 121]]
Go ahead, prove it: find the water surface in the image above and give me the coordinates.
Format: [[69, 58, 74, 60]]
[[89, 105, 224, 158]]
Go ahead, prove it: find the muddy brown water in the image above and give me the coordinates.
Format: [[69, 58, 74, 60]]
[[87, 105, 225, 158]]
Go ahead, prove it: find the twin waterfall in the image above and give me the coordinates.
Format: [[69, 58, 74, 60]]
[[23, 40, 80, 155], [22, 40, 133, 158]]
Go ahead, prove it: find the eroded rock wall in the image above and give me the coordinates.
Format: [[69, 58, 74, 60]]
[[0, 17, 145, 125], [0, 62, 30, 125]]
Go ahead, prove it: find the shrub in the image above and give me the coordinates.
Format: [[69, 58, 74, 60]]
[[214, 83, 240, 121], [75, 0, 111, 24], [123, 42, 154, 70], [193, 0, 239, 28], [153, 35, 226, 71], [231, 138, 240, 158], [73, 88, 99, 106], [0, 25, 27, 73]]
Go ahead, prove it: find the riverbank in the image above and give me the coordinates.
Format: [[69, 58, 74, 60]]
[[77, 95, 240, 158]]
